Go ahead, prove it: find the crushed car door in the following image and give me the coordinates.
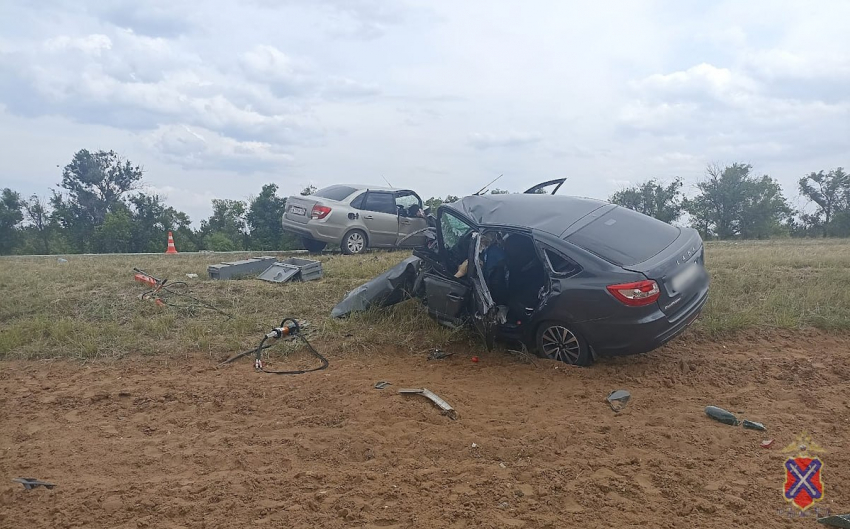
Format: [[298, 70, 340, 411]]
[[524, 178, 566, 195], [395, 191, 429, 248], [423, 209, 477, 328], [423, 274, 471, 328]]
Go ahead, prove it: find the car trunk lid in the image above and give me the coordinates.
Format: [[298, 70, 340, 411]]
[[284, 196, 320, 224], [623, 228, 707, 319]]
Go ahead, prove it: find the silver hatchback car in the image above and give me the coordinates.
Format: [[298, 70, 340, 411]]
[[282, 184, 431, 254]]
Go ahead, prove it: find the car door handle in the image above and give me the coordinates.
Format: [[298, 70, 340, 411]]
[[401, 220, 410, 225], [447, 293, 463, 301], [363, 215, 373, 219]]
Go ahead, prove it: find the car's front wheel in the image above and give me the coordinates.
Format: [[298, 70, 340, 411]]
[[341, 229, 367, 255], [535, 321, 593, 366], [301, 237, 327, 253]]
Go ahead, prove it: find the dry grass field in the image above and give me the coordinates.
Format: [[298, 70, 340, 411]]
[[2, 239, 849, 361]]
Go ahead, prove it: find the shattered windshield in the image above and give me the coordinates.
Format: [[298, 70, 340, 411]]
[[440, 212, 473, 250]]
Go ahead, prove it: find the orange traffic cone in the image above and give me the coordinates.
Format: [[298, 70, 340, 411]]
[[165, 231, 178, 254]]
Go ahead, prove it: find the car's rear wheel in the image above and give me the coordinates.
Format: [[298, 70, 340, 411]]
[[535, 321, 592, 366], [341, 230, 367, 255], [301, 237, 327, 253]]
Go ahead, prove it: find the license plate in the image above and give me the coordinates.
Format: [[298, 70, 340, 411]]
[[670, 263, 700, 292], [290, 206, 306, 216]]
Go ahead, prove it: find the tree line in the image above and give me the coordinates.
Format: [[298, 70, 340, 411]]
[[0, 149, 847, 255], [609, 163, 850, 239]]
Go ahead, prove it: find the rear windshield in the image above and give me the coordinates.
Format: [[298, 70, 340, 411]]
[[313, 185, 357, 201], [565, 207, 680, 266]]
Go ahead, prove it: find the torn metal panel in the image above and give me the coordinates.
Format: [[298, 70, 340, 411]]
[[331, 256, 422, 318], [208, 257, 278, 280], [398, 388, 457, 420], [257, 263, 301, 283]]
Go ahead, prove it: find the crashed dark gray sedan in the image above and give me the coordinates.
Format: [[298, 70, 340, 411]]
[[332, 180, 709, 366]]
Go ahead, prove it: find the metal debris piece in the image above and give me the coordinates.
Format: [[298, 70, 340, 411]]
[[399, 388, 457, 420], [13, 478, 56, 490], [606, 390, 631, 412], [761, 439, 775, 448], [742, 420, 767, 431], [819, 514, 850, 528], [427, 349, 453, 361], [208, 256, 277, 280], [705, 406, 740, 426], [374, 381, 391, 390]]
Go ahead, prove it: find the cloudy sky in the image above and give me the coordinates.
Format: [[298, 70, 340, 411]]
[[1, 0, 848, 223]]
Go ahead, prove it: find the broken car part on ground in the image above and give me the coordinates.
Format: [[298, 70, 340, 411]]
[[331, 180, 710, 366], [607, 390, 631, 412], [398, 388, 457, 420], [13, 478, 56, 490]]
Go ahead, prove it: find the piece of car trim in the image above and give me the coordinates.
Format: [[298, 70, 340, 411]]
[[13, 478, 56, 490], [398, 388, 458, 420]]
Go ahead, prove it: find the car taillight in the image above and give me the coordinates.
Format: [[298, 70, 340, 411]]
[[311, 205, 332, 220], [607, 280, 660, 306]]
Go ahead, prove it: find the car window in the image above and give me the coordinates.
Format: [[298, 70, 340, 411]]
[[350, 193, 365, 209], [313, 185, 357, 201], [396, 193, 422, 217], [544, 248, 580, 276], [396, 193, 420, 209], [362, 192, 397, 214], [440, 212, 473, 250]]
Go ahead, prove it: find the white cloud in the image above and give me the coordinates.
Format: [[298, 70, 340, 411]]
[[145, 124, 295, 171], [1, 0, 849, 225], [468, 131, 542, 150], [43, 34, 112, 55]]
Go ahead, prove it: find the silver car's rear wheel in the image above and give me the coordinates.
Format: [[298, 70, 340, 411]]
[[342, 230, 367, 255], [535, 321, 592, 366]]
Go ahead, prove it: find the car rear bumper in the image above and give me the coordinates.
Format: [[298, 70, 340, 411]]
[[580, 287, 709, 357], [282, 218, 344, 244]]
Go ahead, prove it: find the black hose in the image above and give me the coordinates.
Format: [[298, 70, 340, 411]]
[[219, 318, 329, 375]]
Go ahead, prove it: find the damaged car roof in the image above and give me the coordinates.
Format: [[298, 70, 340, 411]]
[[443, 193, 612, 237]]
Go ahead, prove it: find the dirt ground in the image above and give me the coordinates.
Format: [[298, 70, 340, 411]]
[[1, 331, 848, 528]]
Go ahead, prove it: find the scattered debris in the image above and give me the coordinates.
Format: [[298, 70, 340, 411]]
[[186, 273, 198, 279], [331, 256, 421, 318], [607, 390, 631, 412], [743, 420, 767, 431], [399, 388, 457, 420], [427, 349, 453, 360], [499, 462, 506, 469], [761, 439, 775, 449], [257, 258, 323, 283], [133, 268, 232, 318], [57, 257, 68, 263], [705, 406, 740, 426], [471, 356, 479, 363], [208, 256, 278, 280], [374, 381, 391, 390], [219, 318, 328, 375], [12, 478, 56, 490], [471, 442, 478, 448], [818, 514, 850, 528]]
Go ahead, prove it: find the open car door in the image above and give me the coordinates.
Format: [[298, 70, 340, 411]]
[[466, 232, 502, 351], [524, 178, 566, 195]]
